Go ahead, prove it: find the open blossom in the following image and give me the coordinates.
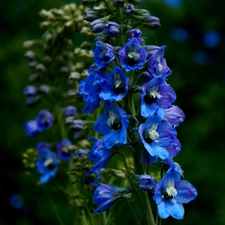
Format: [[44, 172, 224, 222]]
[[78, 69, 104, 113], [99, 66, 129, 101], [140, 76, 176, 118], [93, 41, 115, 69], [153, 167, 197, 220], [138, 109, 177, 160], [36, 148, 58, 184], [94, 101, 129, 149], [118, 37, 148, 71]]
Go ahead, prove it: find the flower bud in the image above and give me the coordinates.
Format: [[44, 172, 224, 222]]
[[24, 51, 36, 60], [124, 4, 136, 15], [142, 16, 161, 30], [36, 64, 46, 72], [90, 18, 106, 33], [64, 106, 77, 117], [137, 174, 155, 190], [24, 86, 38, 96], [113, 0, 125, 7], [104, 22, 120, 37], [84, 9, 104, 22]]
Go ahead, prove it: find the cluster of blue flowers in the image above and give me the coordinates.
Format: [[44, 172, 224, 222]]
[[79, 0, 197, 221]]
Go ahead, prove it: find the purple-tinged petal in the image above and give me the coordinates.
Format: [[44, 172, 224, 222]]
[[175, 180, 197, 204]]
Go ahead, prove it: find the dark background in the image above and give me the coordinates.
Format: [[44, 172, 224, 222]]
[[1, 0, 225, 224]]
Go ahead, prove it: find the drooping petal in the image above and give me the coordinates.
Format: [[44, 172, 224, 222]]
[[157, 202, 170, 219], [164, 200, 184, 220]]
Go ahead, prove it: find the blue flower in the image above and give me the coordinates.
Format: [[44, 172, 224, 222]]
[[93, 183, 127, 213], [78, 69, 104, 113], [138, 109, 177, 160], [137, 174, 155, 190], [147, 46, 172, 79], [36, 148, 58, 184], [25, 120, 39, 137], [88, 137, 112, 171], [36, 110, 53, 132], [140, 76, 176, 118], [153, 167, 197, 220], [93, 41, 115, 69], [118, 38, 148, 71], [57, 139, 73, 161], [94, 101, 129, 149], [99, 66, 129, 101]]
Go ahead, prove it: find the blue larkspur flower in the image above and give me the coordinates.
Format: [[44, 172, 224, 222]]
[[36, 148, 58, 184], [138, 109, 177, 160], [93, 41, 115, 69], [78, 69, 104, 113], [118, 37, 148, 71], [99, 66, 129, 101], [25, 120, 39, 137], [141, 76, 176, 118], [94, 101, 129, 149], [57, 139, 73, 161], [88, 137, 112, 171], [36, 110, 53, 132], [93, 183, 127, 213], [153, 167, 197, 220], [147, 46, 172, 79]]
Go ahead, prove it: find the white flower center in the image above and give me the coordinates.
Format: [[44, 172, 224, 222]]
[[44, 157, 54, 167], [166, 180, 177, 197], [107, 111, 117, 126], [128, 52, 140, 61], [148, 124, 159, 140], [114, 74, 121, 88], [157, 56, 163, 71], [149, 86, 162, 99]]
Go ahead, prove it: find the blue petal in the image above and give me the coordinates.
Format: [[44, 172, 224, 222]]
[[175, 180, 197, 204], [150, 143, 169, 160], [158, 202, 170, 219], [165, 199, 184, 220]]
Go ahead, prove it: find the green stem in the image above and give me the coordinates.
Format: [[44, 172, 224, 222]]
[[100, 212, 107, 225], [41, 185, 65, 225]]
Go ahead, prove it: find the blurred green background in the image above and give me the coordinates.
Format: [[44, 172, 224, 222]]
[[1, 0, 225, 224]]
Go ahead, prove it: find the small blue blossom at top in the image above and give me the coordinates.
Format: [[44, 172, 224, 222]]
[[118, 37, 148, 72]]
